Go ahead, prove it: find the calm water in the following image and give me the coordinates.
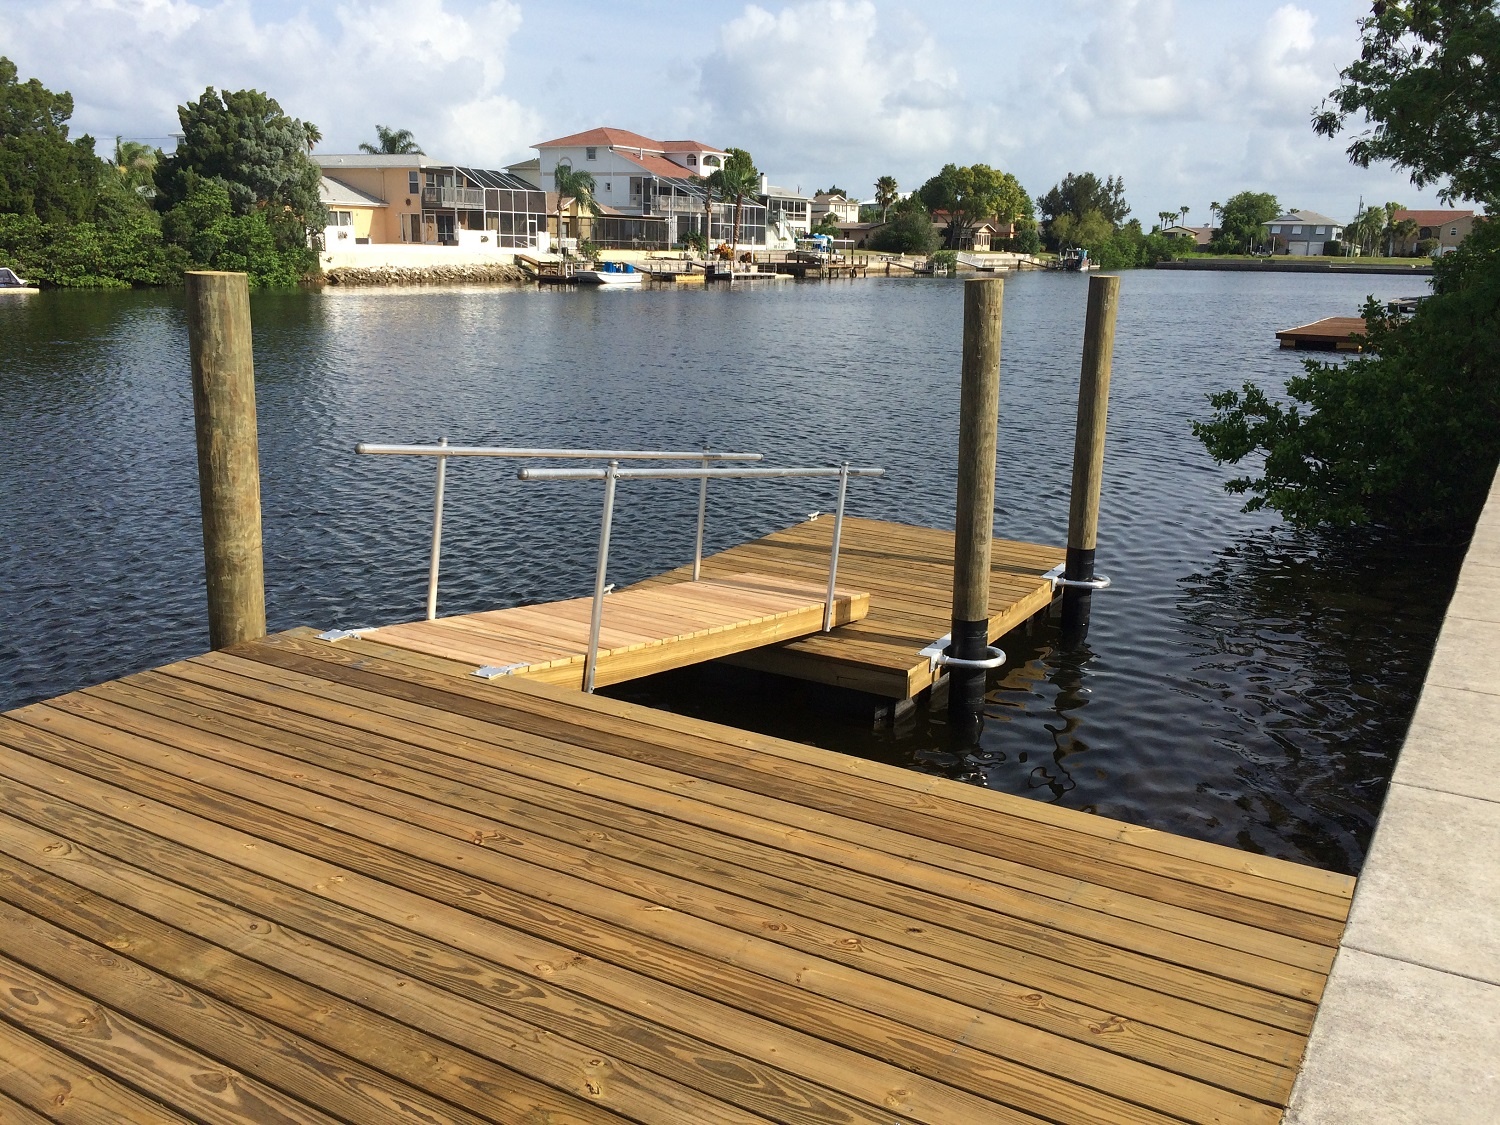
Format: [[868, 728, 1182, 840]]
[[0, 272, 1459, 874]]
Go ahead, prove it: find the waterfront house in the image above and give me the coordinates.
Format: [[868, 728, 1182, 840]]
[[315, 154, 549, 250], [811, 192, 860, 226], [1161, 224, 1214, 247], [1262, 210, 1344, 256], [759, 177, 814, 247], [319, 176, 385, 248], [530, 127, 768, 249], [930, 211, 1014, 251], [1391, 209, 1477, 255]]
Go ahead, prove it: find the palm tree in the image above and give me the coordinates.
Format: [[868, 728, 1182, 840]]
[[112, 137, 157, 195], [1179, 205, 1190, 230], [359, 126, 423, 155], [1209, 201, 1221, 236], [1381, 201, 1406, 256], [707, 149, 760, 251], [552, 163, 600, 251], [874, 175, 899, 223]]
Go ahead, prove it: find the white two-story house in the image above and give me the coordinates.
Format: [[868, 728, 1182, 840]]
[[527, 127, 768, 249]]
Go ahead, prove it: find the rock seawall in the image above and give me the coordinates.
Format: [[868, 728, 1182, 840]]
[[324, 263, 528, 286]]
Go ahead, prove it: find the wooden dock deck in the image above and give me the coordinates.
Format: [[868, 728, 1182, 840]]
[[634, 516, 1066, 698], [366, 573, 868, 689], [0, 630, 1353, 1123], [1274, 317, 1367, 351]]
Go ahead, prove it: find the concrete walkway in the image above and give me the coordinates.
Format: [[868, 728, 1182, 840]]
[[1286, 470, 1500, 1122]]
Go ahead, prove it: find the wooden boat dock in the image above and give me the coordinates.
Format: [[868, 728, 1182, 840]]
[[1274, 317, 1367, 351], [366, 573, 868, 690], [0, 628, 1355, 1123], [635, 516, 1066, 699], [353, 516, 1063, 702]]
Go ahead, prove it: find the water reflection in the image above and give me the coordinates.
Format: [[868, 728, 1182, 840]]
[[1, 274, 1457, 875]]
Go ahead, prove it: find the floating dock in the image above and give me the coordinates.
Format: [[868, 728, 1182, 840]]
[[636, 516, 1066, 698], [0, 629, 1354, 1123], [367, 573, 868, 690], [361, 517, 1062, 701], [1275, 317, 1367, 351]]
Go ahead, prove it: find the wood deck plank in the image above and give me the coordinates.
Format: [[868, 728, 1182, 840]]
[[69, 676, 1305, 1100], [143, 657, 1328, 1048], [0, 704, 1274, 1124], [0, 629, 1351, 1123], [204, 643, 1338, 1011]]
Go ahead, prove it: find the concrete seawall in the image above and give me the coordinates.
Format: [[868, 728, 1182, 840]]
[[1286, 466, 1500, 1122]]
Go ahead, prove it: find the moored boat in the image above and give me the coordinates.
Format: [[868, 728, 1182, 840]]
[[575, 261, 642, 287], [0, 266, 38, 294]]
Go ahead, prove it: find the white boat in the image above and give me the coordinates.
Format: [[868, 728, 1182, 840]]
[[0, 266, 38, 294], [575, 262, 643, 287]]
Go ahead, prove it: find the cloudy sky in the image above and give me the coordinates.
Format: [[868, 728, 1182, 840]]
[[0, 0, 1455, 222]]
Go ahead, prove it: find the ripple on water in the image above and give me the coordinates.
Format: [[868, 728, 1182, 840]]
[[0, 273, 1455, 874]]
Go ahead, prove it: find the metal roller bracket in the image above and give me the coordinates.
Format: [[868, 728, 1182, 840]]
[[1041, 563, 1113, 592], [918, 633, 1007, 673]]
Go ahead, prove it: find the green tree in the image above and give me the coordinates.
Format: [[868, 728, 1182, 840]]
[[918, 163, 1030, 249], [155, 87, 325, 246], [552, 162, 600, 249], [1314, 0, 1500, 204], [1037, 172, 1130, 248], [1211, 191, 1279, 252], [112, 137, 159, 197], [1197, 2, 1500, 533], [0, 57, 100, 223], [870, 194, 937, 254], [707, 147, 759, 248], [358, 125, 422, 155], [1347, 204, 1385, 255], [812, 210, 842, 235], [874, 175, 898, 222], [1194, 220, 1500, 531]]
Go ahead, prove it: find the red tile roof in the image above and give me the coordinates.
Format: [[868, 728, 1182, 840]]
[[533, 127, 665, 151], [614, 149, 702, 180], [1394, 209, 1475, 225], [532, 127, 723, 160]]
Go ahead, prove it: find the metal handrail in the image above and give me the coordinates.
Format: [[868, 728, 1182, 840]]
[[356, 442, 764, 620], [520, 461, 885, 692]]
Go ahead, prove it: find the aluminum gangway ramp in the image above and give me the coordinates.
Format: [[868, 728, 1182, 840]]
[[364, 574, 869, 690]]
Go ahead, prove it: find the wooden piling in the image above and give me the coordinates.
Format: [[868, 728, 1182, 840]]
[[186, 270, 266, 649], [949, 278, 1004, 727], [1061, 273, 1120, 639]]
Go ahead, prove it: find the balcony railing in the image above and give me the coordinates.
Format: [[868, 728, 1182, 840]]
[[421, 186, 485, 209]]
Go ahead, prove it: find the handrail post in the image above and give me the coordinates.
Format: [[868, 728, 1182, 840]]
[[583, 460, 619, 693], [426, 436, 448, 621], [823, 462, 850, 632], [692, 445, 709, 580]]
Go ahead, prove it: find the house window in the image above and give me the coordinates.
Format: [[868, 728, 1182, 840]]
[[1315, 226, 1326, 235], [330, 210, 353, 227], [1451, 226, 1459, 236], [408, 171, 419, 193], [702, 155, 720, 168], [585, 147, 597, 160], [1291, 225, 1302, 235], [687, 154, 697, 165], [605, 181, 611, 191]]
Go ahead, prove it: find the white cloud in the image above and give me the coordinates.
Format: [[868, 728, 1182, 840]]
[[695, 1, 984, 186], [0, 0, 542, 165]]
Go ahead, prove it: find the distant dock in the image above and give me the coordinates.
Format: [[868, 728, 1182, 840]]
[[1275, 316, 1367, 351]]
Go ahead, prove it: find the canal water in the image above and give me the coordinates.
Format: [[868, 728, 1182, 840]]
[[0, 271, 1457, 874]]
